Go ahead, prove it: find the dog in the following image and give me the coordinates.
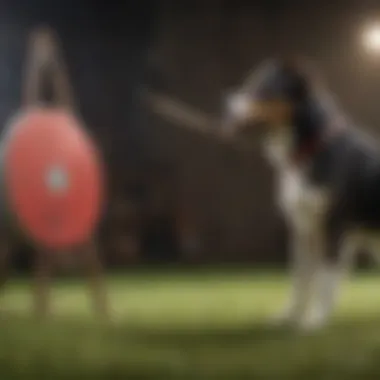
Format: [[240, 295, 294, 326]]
[[223, 57, 380, 330]]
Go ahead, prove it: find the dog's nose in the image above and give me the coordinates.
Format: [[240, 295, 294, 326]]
[[226, 92, 252, 121], [221, 92, 252, 138], [223, 92, 268, 139]]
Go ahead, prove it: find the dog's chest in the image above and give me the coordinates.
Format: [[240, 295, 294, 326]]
[[277, 168, 330, 230]]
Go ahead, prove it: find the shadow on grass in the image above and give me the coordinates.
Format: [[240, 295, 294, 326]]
[[0, 312, 380, 379]]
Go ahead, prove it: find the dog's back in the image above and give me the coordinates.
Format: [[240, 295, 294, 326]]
[[307, 126, 380, 228]]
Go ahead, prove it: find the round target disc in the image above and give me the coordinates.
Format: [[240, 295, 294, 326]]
[[2, 107, 104, 250]]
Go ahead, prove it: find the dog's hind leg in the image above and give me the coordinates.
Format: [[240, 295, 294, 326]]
[[363, 231, 380, 266]]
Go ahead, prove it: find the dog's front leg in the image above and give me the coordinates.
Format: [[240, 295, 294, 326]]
[[312, 230, 357, 327], [272, 225, 320, 328], [299, 225, 330, 330]]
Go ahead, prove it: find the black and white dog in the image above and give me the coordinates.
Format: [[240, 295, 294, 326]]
[[224, 58, 380, 330]]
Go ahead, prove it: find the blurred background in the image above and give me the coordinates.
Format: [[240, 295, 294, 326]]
[[3, 0, 380, 269], [3, 1, 380, 379]]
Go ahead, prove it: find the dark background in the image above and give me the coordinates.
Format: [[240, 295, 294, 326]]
[[3, 0, 380, 267]]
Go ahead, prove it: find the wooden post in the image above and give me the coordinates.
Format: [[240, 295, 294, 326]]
[[0, 235, 10, 293], [23, 26, 75, 111]]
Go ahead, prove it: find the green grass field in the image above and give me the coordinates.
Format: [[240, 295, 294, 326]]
[[0, 269, 380, 379]]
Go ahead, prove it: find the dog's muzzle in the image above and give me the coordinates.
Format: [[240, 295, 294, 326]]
[[222, 92, 267, 141]]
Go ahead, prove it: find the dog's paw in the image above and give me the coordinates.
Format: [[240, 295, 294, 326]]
[[296, 310, 328, 333], [268, 309, 297, 328]]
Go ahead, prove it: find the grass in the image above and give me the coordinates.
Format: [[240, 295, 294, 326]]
[[0, 269, 380, 379]]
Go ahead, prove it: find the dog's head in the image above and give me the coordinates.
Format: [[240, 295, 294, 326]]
[[224, 58, 337, 164]]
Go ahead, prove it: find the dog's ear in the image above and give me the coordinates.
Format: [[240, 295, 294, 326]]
[[277, 55, 323, 95], [271, 55, 336, 148], [272, 55, 321, 103]]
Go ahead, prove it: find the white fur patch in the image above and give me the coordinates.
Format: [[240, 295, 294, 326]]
[[280, 172, 329, 227], [262, 123, 330, 230], [263, 127, 294, 167]]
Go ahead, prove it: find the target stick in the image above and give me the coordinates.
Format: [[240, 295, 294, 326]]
[[146, 91, 219, 136], [145, 90, 254, 154]]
